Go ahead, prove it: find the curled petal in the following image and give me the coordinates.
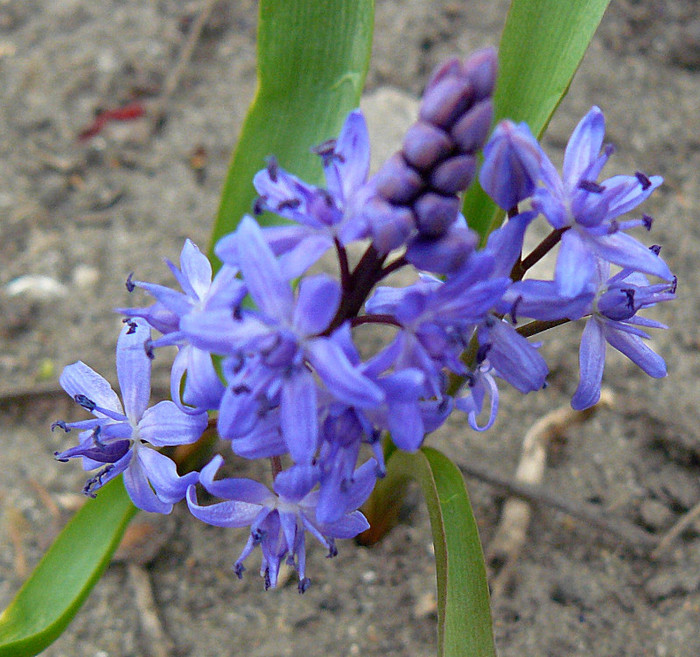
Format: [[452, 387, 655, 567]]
[[123, 453, 172, 514], [138, 400, 207, 446], [137, 448, 199, 505]]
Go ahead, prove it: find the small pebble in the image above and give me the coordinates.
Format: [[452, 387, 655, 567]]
[[5, 275, 68, 300]]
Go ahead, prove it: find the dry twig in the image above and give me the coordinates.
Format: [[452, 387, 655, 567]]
[[651, 499, 700, 559]]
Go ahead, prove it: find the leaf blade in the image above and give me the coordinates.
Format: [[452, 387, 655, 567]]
[[209, 0, 375, 260], [0, 478, 137, 657]]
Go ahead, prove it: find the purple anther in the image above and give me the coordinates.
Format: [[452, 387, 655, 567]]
[[144, 339, 155, 360], [670, 276, 678, 294], [635, 171, 652, 190], [429, 154, 476, 195], [298, 577, 311, 594], [419, 76, 474, 129], [372, 153, 424, 204], [125, 319, 138, 335], [402, 121, 454, 171], [277, 198, 301, 212], [326, 540, 338, 558], [234, 563, 245, 579], [578, 180, 606, 194], [252, 196, 267, 215], [649, 244, 662, 255], [476, 342, 492, 364], [266, 155, 279, 183], [51, 420, 70, 432], [74, 394, 96, 411], [264, 569, 271, 591], [451, 99, 493, 153], [461, 47, 498, 101], [510, 295, 522, 325], [642, 214, 653, 230], [413, 192, 460, 237], [125, 272, 135, 292], [54, 451, 69, 462], [231, 384, 252, 395]]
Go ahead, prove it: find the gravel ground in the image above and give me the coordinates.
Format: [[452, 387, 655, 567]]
[[1, 1, 698, 656]]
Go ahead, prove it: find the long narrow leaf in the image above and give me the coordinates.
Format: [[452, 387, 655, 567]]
[[209, 0, 375, 260], [462, 0, 611, 241], [0, 478, 137, 657], [384, 448, 496, 657]]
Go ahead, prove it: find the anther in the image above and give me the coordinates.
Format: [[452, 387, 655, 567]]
[[622, 288, 635, 310], [234, 563, 245, 579], [277, 197, 301, 212], [670, 276, 678, 294], [125, 319, 138, 335], [264, 569, 271, 591], [510, 295, 522, 325], [231, 384, 251, 395], [635, 171, 652, 190], [298, 577, 311, 594], [125, 273, 135, 292], [326, 540, 338, 558], [578, 180, 605, 194], [265, 155, 279, 183], [54, 452, 69, 462], [51, 420, 70, 432], [642, 214, 653, 231], [252, 195, 267, 215], [74, 394, 96, 411], [649, 244, 662, 255], [144, 339, 155, 360], [476, 343, 492, 364]]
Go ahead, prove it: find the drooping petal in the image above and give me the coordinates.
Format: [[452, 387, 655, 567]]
[[138, 400, 207, 446], [186, 487, 264, 528], [116, 318, 152, 423], [199, 455, 273, 504], [137, 447, 199, 504], [280, 369, 318, 464], [591, 232, 673, 281], [571, 318, 606, 410], [123, 454, 172, 514], [602, 324, 667, 378], [317, 510, 369, 539]]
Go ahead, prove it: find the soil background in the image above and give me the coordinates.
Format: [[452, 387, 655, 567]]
[[1, 1, 699, 656]]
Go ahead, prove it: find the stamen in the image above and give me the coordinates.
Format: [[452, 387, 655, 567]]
[[54, 451, 69, 462], [642, 214, 653, 230], [91, 424, 105, 449], [231, 384, 251, 395], [649, 244, 662, 255], [264, 568, 271, 591], [234, 562, 245, 579], [144, 339, 155, 360], [510, 295, 522, 325], [326, 540, 338, 558], [265, 156, 279, 183], [74, 394, 96, 411], [277, 197, 301, 212], [298, 577, 311, 594], [51, 420, 70, 432], [125, 319, 138, 335], [635, 171, 652, 190], [578, 180, 605, 194], [607, 219, 619, 234], [125, 273, 135, 292], [622, 288, 635, 310], [476, 343, 492, 364], [252, 195, 267, 215], [670, 276, 678, 294]]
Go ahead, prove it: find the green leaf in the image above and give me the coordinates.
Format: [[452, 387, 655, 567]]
[[0, 478, 137, 657], [462, 0, 612, 241], [209, 0, 375, 262], [383, 448, 496, 657]]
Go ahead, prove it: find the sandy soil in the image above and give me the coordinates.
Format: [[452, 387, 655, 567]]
[[1, 1, 698, 656]]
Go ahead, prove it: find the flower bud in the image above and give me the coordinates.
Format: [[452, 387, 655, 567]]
[[372, 153, 424, 204], [419, 76, 474, 129], [478, 120, 541, 210], [451, 99, 493, 153], [402, 121, 454, 171], [429, 154, 476, 195], [461, 47, 498, 101], [363, 196, 415, 253], [414, 192, 460, 237]]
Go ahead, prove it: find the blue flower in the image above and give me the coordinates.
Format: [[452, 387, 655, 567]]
[[186, 455, 376, 592], [215, 110, 372, 279], [571, 259, 676, 410], [182, 216, 384, 465], [117, 239, 245, 411], [533, 107, 672, 296], [53, 319, 208, 512]]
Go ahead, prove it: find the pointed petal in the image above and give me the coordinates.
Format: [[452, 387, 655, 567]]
[[187, 487, 263, 528], [563, 107, 605, 188], [116, 319, 152, 423], [326, 110, 370, 203], [572, 318, 606, 410], [137, 448, 199, 504], [199, 455, 273, 504], [138, 400, 207, 446], [179, 239, 212, 301], [306, 338, 385, 408], [591, 232, 673, 281], [603, 324, 666, 378], [280, 369, 318, 464], [123, 456, 172, 513], [274, 464, 319, 502], [318, 510, 369, 539], [556, 230, 596, 297], [60, 361, 123, 417], [237, 216, 294, 321], [293, 274, 341, 336]]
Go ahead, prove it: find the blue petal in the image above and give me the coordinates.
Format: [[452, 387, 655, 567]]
[[562, 106, 605, 189], [137, 447, 199, 504], [591, 232, 673, 281], [571, 318, 606, 410], [280, 368, 318, 464], [199, 455, 273, 504], [138, 400, 207, 446], [293, 274, 341, 337], [59, 361, 124, 418], [602, 324, 666, 378], [123, 453, 172, 514], [274, 463, 319, 502], [116, 318, 152, 423], [179, 239, 212, 301], [187, 486, 264, 528], [555, 230, 597, 297], [325, 110, 370, 204]]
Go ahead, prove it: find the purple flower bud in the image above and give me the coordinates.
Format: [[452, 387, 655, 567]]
[[451, 99, 493, 153], [405, 225, 478, 274], [372, 153, 424, 204], [425, 56, 463, 91], [402, 121, 454, 171], [461, 47, 498, 101], [363, 196, 416, 253], [414, 192, 460, 237], [479, 120, 541, 210], [429, 154, 476, 195], [419, 76, 474, 129]]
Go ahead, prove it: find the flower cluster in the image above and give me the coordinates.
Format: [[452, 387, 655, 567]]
[[53, 48, 675, 591]]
